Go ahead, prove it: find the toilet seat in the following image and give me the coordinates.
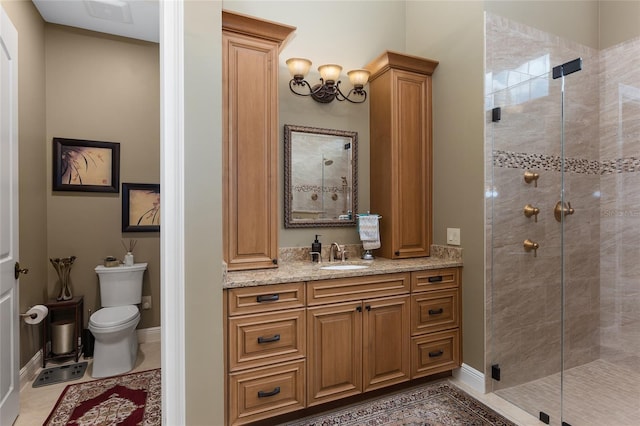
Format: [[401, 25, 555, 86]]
[[90, 305, 139, 328]]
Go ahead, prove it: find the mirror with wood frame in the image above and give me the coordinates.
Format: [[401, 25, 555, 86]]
[[284, 124, 358, 228]]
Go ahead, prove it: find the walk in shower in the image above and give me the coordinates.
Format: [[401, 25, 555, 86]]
[[485, 13, 640, 426]]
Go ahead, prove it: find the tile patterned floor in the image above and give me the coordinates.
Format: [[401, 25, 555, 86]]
[[495, 359, 640, 426]]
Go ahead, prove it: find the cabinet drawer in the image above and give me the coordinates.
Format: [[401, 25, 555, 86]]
[[229, 360, 306, 425], [411, 329, 461, 379], [411, 289, 460, 335], [227, 282, 305, 316], [229, 309, 305, 371], [307, 273, 410, 306], [411, 268, 460, 292]]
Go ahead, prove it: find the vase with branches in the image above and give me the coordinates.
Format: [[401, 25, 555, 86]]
[[50, 256, 76, 301]]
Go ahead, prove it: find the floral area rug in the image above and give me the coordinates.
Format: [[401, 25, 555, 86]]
[[282, 381, 517, 426], [44, 368, 161, 426]]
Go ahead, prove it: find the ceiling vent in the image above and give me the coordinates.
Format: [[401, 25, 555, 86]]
[[84, 0, 133, 24]]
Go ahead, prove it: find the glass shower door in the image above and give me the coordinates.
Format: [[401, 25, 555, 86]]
[[487, 70, 565, 424]]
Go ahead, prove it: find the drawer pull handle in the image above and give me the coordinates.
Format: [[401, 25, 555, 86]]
[[429, 350, 444, 358], [256, 294, 279, 303], [257, 334, 281, 344], [428, 276, 443, 283], [428, 308, 444, 315], [258, 387, 281, 398]]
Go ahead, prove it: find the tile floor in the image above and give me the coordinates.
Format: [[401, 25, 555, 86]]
[[14, 341, 161, 426], [15, 342, 542, 426]]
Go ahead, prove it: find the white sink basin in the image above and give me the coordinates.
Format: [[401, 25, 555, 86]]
[[320, 264, 369, 271]]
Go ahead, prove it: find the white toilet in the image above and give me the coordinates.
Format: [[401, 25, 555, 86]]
[[89, 262, 148, 378]]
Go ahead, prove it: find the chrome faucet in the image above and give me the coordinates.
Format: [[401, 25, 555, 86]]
[[330, 242, 347, 262]]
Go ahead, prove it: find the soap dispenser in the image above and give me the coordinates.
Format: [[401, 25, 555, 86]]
[[311, 235, 322, 262]]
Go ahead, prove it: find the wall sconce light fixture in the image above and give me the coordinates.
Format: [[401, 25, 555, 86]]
[[286, 58, 370, 104]]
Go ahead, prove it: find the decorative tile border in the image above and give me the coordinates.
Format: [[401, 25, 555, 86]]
[[493, 150, 640, 175]]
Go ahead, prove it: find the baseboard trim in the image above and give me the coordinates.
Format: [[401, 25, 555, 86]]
[[20, 327, 161, 389], [19, 349, 42, 391], [453, 363, 485, 393], [137, 326, 161, 343]]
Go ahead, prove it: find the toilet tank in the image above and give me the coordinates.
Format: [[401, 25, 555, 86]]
[[94, 263, 148, 307]]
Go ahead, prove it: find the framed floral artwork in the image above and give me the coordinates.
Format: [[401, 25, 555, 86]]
[[122, 183, 160, 232], [52, 138, 120, 192]]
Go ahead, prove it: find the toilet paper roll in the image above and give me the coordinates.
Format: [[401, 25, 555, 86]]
[[23, 305, 48, 325]]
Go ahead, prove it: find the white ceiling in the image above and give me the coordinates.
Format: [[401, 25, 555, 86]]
[[32, 0, 159, 43]]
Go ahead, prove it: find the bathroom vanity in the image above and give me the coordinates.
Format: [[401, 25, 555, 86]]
[[223, 253, 462, 425]]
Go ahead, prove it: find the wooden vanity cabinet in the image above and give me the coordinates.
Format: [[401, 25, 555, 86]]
[[226, 282, 306, 425], [224, 267, 462, 424], [366, 51, 439, 259], [222, 11, 295, 271], [410, 268, 462, 378], [306, 273, 411, 406]]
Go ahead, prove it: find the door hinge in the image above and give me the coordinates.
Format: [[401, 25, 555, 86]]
[[492, 107, 501, 122], [540, 411, 550, 424], [491, 364, 501, 381]]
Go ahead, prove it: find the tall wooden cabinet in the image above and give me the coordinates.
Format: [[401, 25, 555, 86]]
[[365, 51, 439, 259], [222, 11, 295, 270]]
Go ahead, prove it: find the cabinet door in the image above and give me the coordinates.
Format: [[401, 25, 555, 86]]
[[307, 301, 362, 406], [223, 31, 279, 270], [363, 295, 410, 392], [391, 69, 431, 258]]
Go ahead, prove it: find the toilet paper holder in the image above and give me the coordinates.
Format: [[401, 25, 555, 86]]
[[20, 311, 38, 319]]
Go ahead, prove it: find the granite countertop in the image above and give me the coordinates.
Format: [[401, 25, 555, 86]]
[[224, 245, 463, 289]]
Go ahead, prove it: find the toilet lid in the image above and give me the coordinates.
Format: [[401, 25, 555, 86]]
[[90, 305, 139, 328]]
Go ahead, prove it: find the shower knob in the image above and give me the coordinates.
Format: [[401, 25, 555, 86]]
[[554, 201, 574, 222], [524, 171, 540, 187], [523, 204, 540, 222], [523, 239, 539, 257]]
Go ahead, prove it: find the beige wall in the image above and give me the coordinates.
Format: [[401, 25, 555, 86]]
[[405, 0, 486, 372], [485, 0, 600, 49], [222, 1, 406, 247], [2, 0, 48, 368], [599, 0, 640, 49], [184, 1, 224, 424], [45, 25, 160, 329]]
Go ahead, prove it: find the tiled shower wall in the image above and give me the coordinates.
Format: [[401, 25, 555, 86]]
[[599, 37, 640, 371], [485, 13, 602, 390]]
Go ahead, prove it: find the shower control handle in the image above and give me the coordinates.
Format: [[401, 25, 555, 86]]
[[524, 171, 540, 187], [523, 204, 540, 222], [554, 201, 575, 222], [523, 239, 539, 257]]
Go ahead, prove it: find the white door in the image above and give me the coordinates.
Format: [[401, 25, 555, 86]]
[[0, 5, 20, 426]]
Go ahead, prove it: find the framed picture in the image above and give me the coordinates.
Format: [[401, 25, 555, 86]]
[[52, 138, 120, 192], [122, 183, 160, 232]]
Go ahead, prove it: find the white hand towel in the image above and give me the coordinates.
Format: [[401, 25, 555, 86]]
[[359, 215, 381, 250]]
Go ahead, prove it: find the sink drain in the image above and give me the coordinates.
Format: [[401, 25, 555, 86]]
[[32, 362, 88, 388]]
